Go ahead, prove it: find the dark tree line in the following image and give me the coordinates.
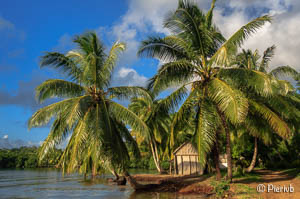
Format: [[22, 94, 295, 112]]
[[0, 147, 63, 168]]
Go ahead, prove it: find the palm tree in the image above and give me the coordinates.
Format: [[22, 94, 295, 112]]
[[129, 88, 189, 173], [129, 91, 169, 173], [231, 46, 299, 172], [138, 0, 275, 181], [28, 32, 149, 178]]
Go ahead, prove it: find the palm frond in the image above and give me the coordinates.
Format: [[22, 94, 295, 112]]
[[40, 52, 82, 81], [269, 65, 298, 79], [138, 36, 194, 61], [208, 78, 248, 124], [218, 68, 276, 97], [259, 45, 276, 71], [205, 0, 216, 29], [108, 100, 149, 140], [107, 86, 151, 101], [158, 84, 189, 112], [28, 96, 88, 129], [194, 98, 219, 167], [249, 99, 290, 138], [101, 41, 126, 86], [210, 15, 272, 66], [147, 59, 195, 93], [35, 79, 85, 103]]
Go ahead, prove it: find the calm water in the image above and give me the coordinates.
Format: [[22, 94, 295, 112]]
[[0, 169, 205, 199]]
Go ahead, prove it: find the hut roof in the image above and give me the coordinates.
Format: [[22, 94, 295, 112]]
[[173, 142, 198, 156]]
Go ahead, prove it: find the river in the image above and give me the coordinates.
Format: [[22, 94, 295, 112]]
[[0, 169, 204, 199]]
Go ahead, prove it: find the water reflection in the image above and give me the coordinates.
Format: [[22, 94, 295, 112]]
[[0, 169, 208, 198]]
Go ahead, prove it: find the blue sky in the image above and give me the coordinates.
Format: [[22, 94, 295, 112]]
[[0, 0, 299, 146]]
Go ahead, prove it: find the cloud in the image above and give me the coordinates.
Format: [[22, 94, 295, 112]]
[[111, 67, 148, 87], [0, 71, 54, 110], [53, 33, 76, 53], [0, 16, 26, 42], [0, 137, 41, 149], [103, 0, 300, 77], [212, 0, 300, 72]]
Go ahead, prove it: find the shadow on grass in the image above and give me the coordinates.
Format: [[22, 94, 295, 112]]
[[233, 168, 300, 184], [280, 168, 300, 177]]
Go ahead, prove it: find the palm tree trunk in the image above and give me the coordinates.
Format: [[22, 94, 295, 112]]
[[213, 132, 221, 181], [92, 164, 97, 178], [123, 171, 144, 189], [150, 139, 162, 173], [110, 169, 119, 180], [246, 137, 258, 173], [218, 110, 232, 182]]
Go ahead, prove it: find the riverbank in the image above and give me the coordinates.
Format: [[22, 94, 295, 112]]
[[129, 168, 300, 199]]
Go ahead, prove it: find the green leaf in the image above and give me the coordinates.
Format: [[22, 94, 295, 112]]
[[208, 78, 248, 124]]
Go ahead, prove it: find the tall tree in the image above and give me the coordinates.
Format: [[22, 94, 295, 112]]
[[138, 0, 274, 181], [28, 32, 148, 178], [231, 46, 299, 172], [129, 90, 183, 173]]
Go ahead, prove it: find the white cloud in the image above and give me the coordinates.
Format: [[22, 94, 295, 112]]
[[112, 67, 147, 87], [213, 0, 300, 71], [3, 135, 8, 139], [53, 33, 75, 53], [106, 0, 300, 75], [0, 16, 26, 42]]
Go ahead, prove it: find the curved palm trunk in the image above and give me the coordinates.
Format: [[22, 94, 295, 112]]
[[150, 139, 163, 173], [246, 137, 258, 173], [218, 110, 232, 182], [109, 168, 120, 180], [213, 131, 221, 181], [123, 171, 144, 189]]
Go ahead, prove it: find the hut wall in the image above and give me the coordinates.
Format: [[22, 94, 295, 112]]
[[174, 143, 202, 175], [219, 154, 228, 168]]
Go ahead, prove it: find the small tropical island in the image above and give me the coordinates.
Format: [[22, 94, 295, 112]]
[[0, 0, 300, 198]]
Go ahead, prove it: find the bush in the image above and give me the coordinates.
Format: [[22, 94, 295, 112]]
[[291, 160, 300, 168], [233, 165, 244, 177], [148, 157, 156, 170], [161, 160, 170, 170], [210, 180, 230, 198]]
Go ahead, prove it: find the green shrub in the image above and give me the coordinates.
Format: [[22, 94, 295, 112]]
[[148, 157, 156, 170], [291, 160, 300, 168], [210, 179, 230, 198], [233, 165, 244, 177], [161, 160, 170, 170]]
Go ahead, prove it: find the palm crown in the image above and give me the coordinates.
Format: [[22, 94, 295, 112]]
[[28, 32, 148, 175], [138, 0, 278, 180]]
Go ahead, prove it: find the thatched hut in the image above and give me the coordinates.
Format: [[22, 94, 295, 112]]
[[173, 142, 203, 175], [173, 142, 227, 175], [219, 154, 227, 169]]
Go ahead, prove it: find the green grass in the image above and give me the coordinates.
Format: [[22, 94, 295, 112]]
[[280, 168, 300, 178], [232, 184, 260, 199], [233, 172, 261, 182]]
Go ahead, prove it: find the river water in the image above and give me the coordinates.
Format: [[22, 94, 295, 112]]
[[0, 169, 204, 199]]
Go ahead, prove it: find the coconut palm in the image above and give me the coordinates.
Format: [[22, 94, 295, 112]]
[[129, 88, 188, 173], [129, 91, 168, 173], [28, 32, 149, 178], [138, 0, 276, 181], [231, 46, 299, 172]]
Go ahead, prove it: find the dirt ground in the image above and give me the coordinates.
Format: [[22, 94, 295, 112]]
[[233, 169, 300, 199], [131, 169, 300, 199]]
